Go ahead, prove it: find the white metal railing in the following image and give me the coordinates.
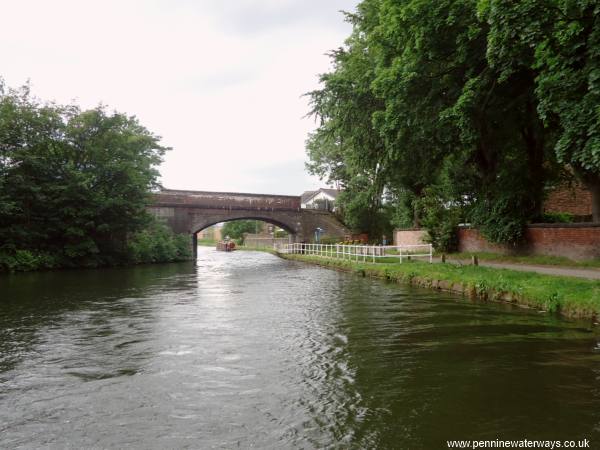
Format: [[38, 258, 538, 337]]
[[274, 242, 433, 264]]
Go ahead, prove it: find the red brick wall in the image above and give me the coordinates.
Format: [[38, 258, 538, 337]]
[[457, 228, 510, 254], [394, 229, 429, 246], [544, 183, 592, 216], [458, 225, 600, 260]]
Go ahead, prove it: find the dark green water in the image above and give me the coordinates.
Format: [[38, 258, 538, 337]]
[[1, 247, 599, 449]]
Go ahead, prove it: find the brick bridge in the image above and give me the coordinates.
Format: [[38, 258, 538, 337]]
[[149, 189, 349, 257]]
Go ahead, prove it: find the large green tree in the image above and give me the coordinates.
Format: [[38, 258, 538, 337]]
[[221, 220, 263, 242], [532, 0, 600, 221], [306, 0, 578, 247], [370, 0, 473, 226], [306, 1, 390, 235], [372, 0, 557, 243], [475, 0, 600, 221], [0, 81, 168, 268]]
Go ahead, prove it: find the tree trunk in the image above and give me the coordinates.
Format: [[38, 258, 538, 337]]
[[412, 190, 423, 229], [589, 180, 600, 223], [413, 206, 420, 229], [522, 98, 546, 219]]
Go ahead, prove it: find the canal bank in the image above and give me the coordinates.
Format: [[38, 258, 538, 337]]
[[278, 253, 600, 320]]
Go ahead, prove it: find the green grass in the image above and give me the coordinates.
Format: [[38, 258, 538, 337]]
[[280, 253, 600, 319], [197, 239, 217, 247], [237, 245, 277, 255], [443, 251, 600, 269]]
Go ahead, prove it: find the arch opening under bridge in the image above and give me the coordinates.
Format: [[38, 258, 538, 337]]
[[192, 215, 299, 238]]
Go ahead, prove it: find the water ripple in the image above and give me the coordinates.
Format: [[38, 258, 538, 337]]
[[0, 248, 599, 448]]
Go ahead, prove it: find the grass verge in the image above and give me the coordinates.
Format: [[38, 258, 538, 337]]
[[279, 253, 600, 319], [237, 245, 278, 255]]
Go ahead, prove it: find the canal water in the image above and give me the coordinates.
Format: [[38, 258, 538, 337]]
[[1, 247, 599, 449]]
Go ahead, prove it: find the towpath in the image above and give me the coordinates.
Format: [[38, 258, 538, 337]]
[[435, 258, 600, 281]]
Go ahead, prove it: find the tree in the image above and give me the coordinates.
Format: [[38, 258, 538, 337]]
[[221, 220, 263, 243], [305, 0, 389, 235], [0, 81, 168, 268], [475, 0, 600, 222], [532, 0, 600, 221], [306, 0, 564, 245], [374, 0, 558, 243], [370, 0, 473, 226]]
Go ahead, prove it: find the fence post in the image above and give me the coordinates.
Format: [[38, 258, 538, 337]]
[[399, 246, 403, 264]]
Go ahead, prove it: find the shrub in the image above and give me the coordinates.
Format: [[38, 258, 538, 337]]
[[0, 249, 58, 272], [127, 220, 192, 264], [418, 190, 460, 253], [541, 212, 574, 223], [319, 237, 340, 245]]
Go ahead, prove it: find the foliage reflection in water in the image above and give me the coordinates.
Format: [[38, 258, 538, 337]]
[[1, 247, 599, 448]]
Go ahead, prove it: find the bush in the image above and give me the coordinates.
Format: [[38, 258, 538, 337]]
[[418, 191, 460, 253], [0, 249, 58, 272], [541, 212, 574, 223], [0, 220, 192, 272], [319, 237, 341, 245], [126, 221, 192, 264]]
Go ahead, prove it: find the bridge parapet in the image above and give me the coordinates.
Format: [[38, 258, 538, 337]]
[[152, 189, 300, 211]]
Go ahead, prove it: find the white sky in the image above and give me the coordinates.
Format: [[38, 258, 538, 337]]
[[1, 0, 357, 195]]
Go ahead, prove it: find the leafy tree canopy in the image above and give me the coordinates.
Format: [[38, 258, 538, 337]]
[[0, 81, 169, 268], [306, 0, 600, 248], [221, 220, 264, 242]]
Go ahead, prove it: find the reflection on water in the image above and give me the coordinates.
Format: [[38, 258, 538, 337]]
[[1, 247, 599, 448]]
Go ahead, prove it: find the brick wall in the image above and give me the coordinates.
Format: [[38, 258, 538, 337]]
[[458, 225, 600, 260], [394, 229, 429, 246], [457, 228, 508, 254], [544, 183, 592, 216]]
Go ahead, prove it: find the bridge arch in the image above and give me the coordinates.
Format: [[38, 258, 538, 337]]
[[192, 215, 298, 236]]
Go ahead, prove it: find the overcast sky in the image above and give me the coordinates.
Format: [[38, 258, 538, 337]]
[[1, 0, 357, 195]]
